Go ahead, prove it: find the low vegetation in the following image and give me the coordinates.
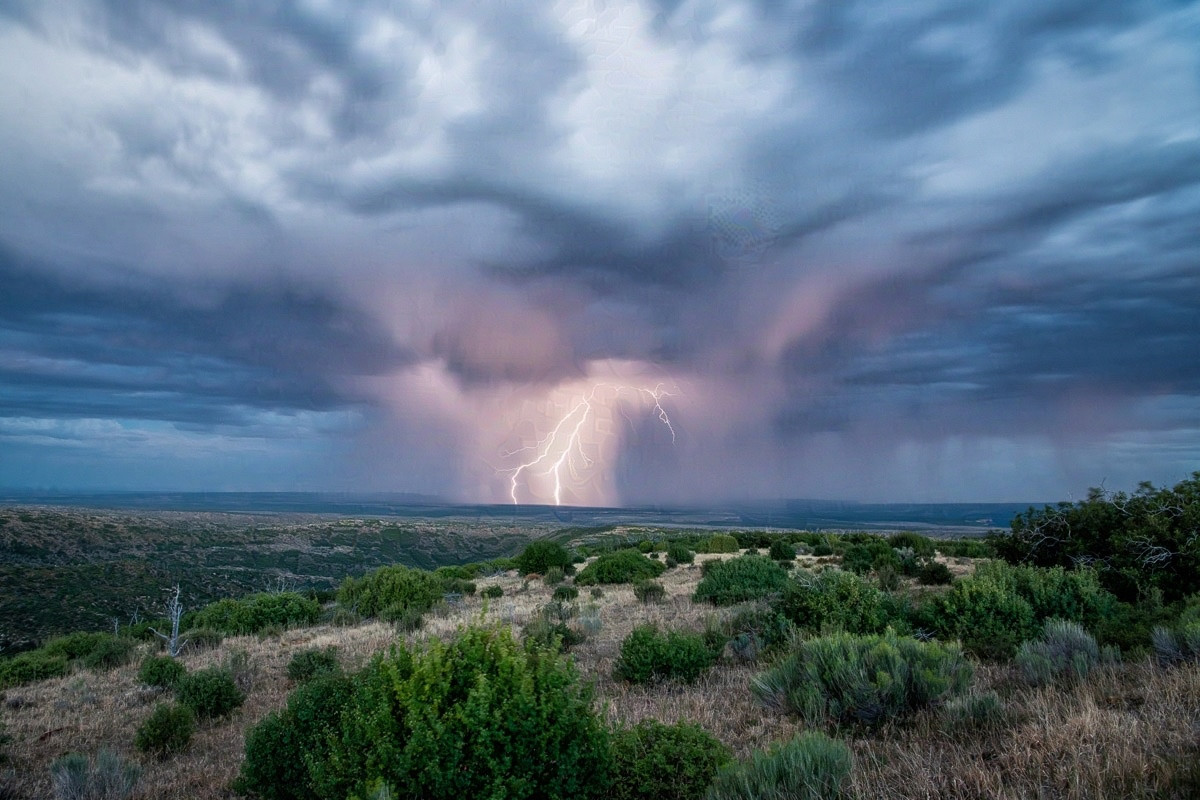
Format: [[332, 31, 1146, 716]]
[[3, 483, 1200, 799]]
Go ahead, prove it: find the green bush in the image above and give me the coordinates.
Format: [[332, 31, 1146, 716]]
[[235, 673, 356, 800], [694, 555, 789, 607], [523, 602, 585, 651], [191, 592, 321, 635], [481, 585, 504, 599], [516, 540, 573, 576], [840, 540, 899, 575], [888, 532, 936, 558], [313, 626, 610, 800], [382, 604, 425, 633], [973, 561, 1117, 627], [0, 650, 69, 688], [135, 703, 196, 756], [667, 543, 695, 565], [812, 543, 834, 557], [777, 569, 899, 635], [1015, 619, 1118, 686], [179, 627, 224, 650], [937, 538, 994, 558], [138, 655, 186, 689], [610, 720, 731, 800], [702, 534, 740, 554], [576, 550, 666, 586], [721, 605, 794, 662], [336, 565, 446, 619], [287, 647, 341, 683], [543, 566, 566, 586], [916, 575, 1037, 660], [633, 581, 666, 603], [50, 749, 140, 798], [917, 561, 954, 586], [706, 732, 851, 800], [753, 630, 972, 727], [175, 668, 245, 719], [42, 631, 135, 669], [768, 539, 797, 562], [552, 585, 580, 602], [614, 625, 718, 684]]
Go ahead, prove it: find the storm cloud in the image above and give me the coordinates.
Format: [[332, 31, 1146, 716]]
[[0, 0, 1197, 503]]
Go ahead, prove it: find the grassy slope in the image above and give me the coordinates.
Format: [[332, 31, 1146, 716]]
[[0, 507, 542, 649], [1, 548, 1198, 799]]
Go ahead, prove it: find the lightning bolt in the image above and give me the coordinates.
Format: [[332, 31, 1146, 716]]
[[503, 383, 677, 505]]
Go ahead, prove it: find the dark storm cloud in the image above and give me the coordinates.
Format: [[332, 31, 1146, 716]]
[[0, 243, 414, 424], [750, 0, 1170, 135], [0, 0, 1197, 498]]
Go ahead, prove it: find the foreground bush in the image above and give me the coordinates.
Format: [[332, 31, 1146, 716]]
[[706, 732, 851, 800], [633, 580, 666, 603], [191, 592, 321, 635], [138, 655, 186, 689], [1016, 619, 1118, 686], [175, 668, 245, 719], [721, 604, 794, 662], [576, 549, 666, 586], [693, 555, 789, 606], [135, 703, 195, 757], [0, 650, 69, 688], [516, 540, 573, 575], [50, 749, 140, 799], [610, 720, 731, 800], [777, 569, 899, 635], [336, 565, 445, 618], [236, 674, 356, 800], [614, 625, 718, 684], [753, 630, 972, 726], [768, 539, 797, 562], [311, 625, 610, 800]]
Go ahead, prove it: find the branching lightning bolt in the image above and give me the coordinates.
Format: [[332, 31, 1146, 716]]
[[504, 383, 677, 505]]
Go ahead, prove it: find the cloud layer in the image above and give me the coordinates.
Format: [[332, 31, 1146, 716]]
[[1, 0, 1198, 503]]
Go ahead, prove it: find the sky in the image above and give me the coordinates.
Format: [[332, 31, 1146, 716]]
[[0, 0, 1198, 506]]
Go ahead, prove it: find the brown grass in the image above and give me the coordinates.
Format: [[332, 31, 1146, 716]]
[[2, 549, 1197, 799]]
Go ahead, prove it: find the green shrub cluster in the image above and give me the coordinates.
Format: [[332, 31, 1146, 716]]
[[138, 655, 186, 689], [553, 585, 580, 602], [481, 585, 504, 599], [721, 604, 794, 662], [701, 534, 740, 554], [917, 561, 954, 585], [840, 540, 898, 575], [576, 550, 666, 586], [175, 667, 245, 719], [336, 565, 445, 618], [917, 561, 1117, 659], [613, 625, 718, 684], [300, 626, 610, 800], [135, 703, 196, 757], [768, 539, 796, 562], [706, 732, 851, 800], [666, 542, 695, 565], [693, 555, 789, 607], [992, 475, 1200, 601], [287, 647, 341, 683], [0, 650, 69, 689], [888, 532, 936, 558], [516, 540, 573, 575], [777, 569, 900, 635], [1015, 619, 1118, 686], [42, 632, 136, 670], [753, 630, 972, 727], [191, 592, 321, 635], [609, 720, 731, 800], [523, 602, 586, 651]]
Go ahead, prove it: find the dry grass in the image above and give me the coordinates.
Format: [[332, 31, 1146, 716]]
[[2, 549, 1198, 799]]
